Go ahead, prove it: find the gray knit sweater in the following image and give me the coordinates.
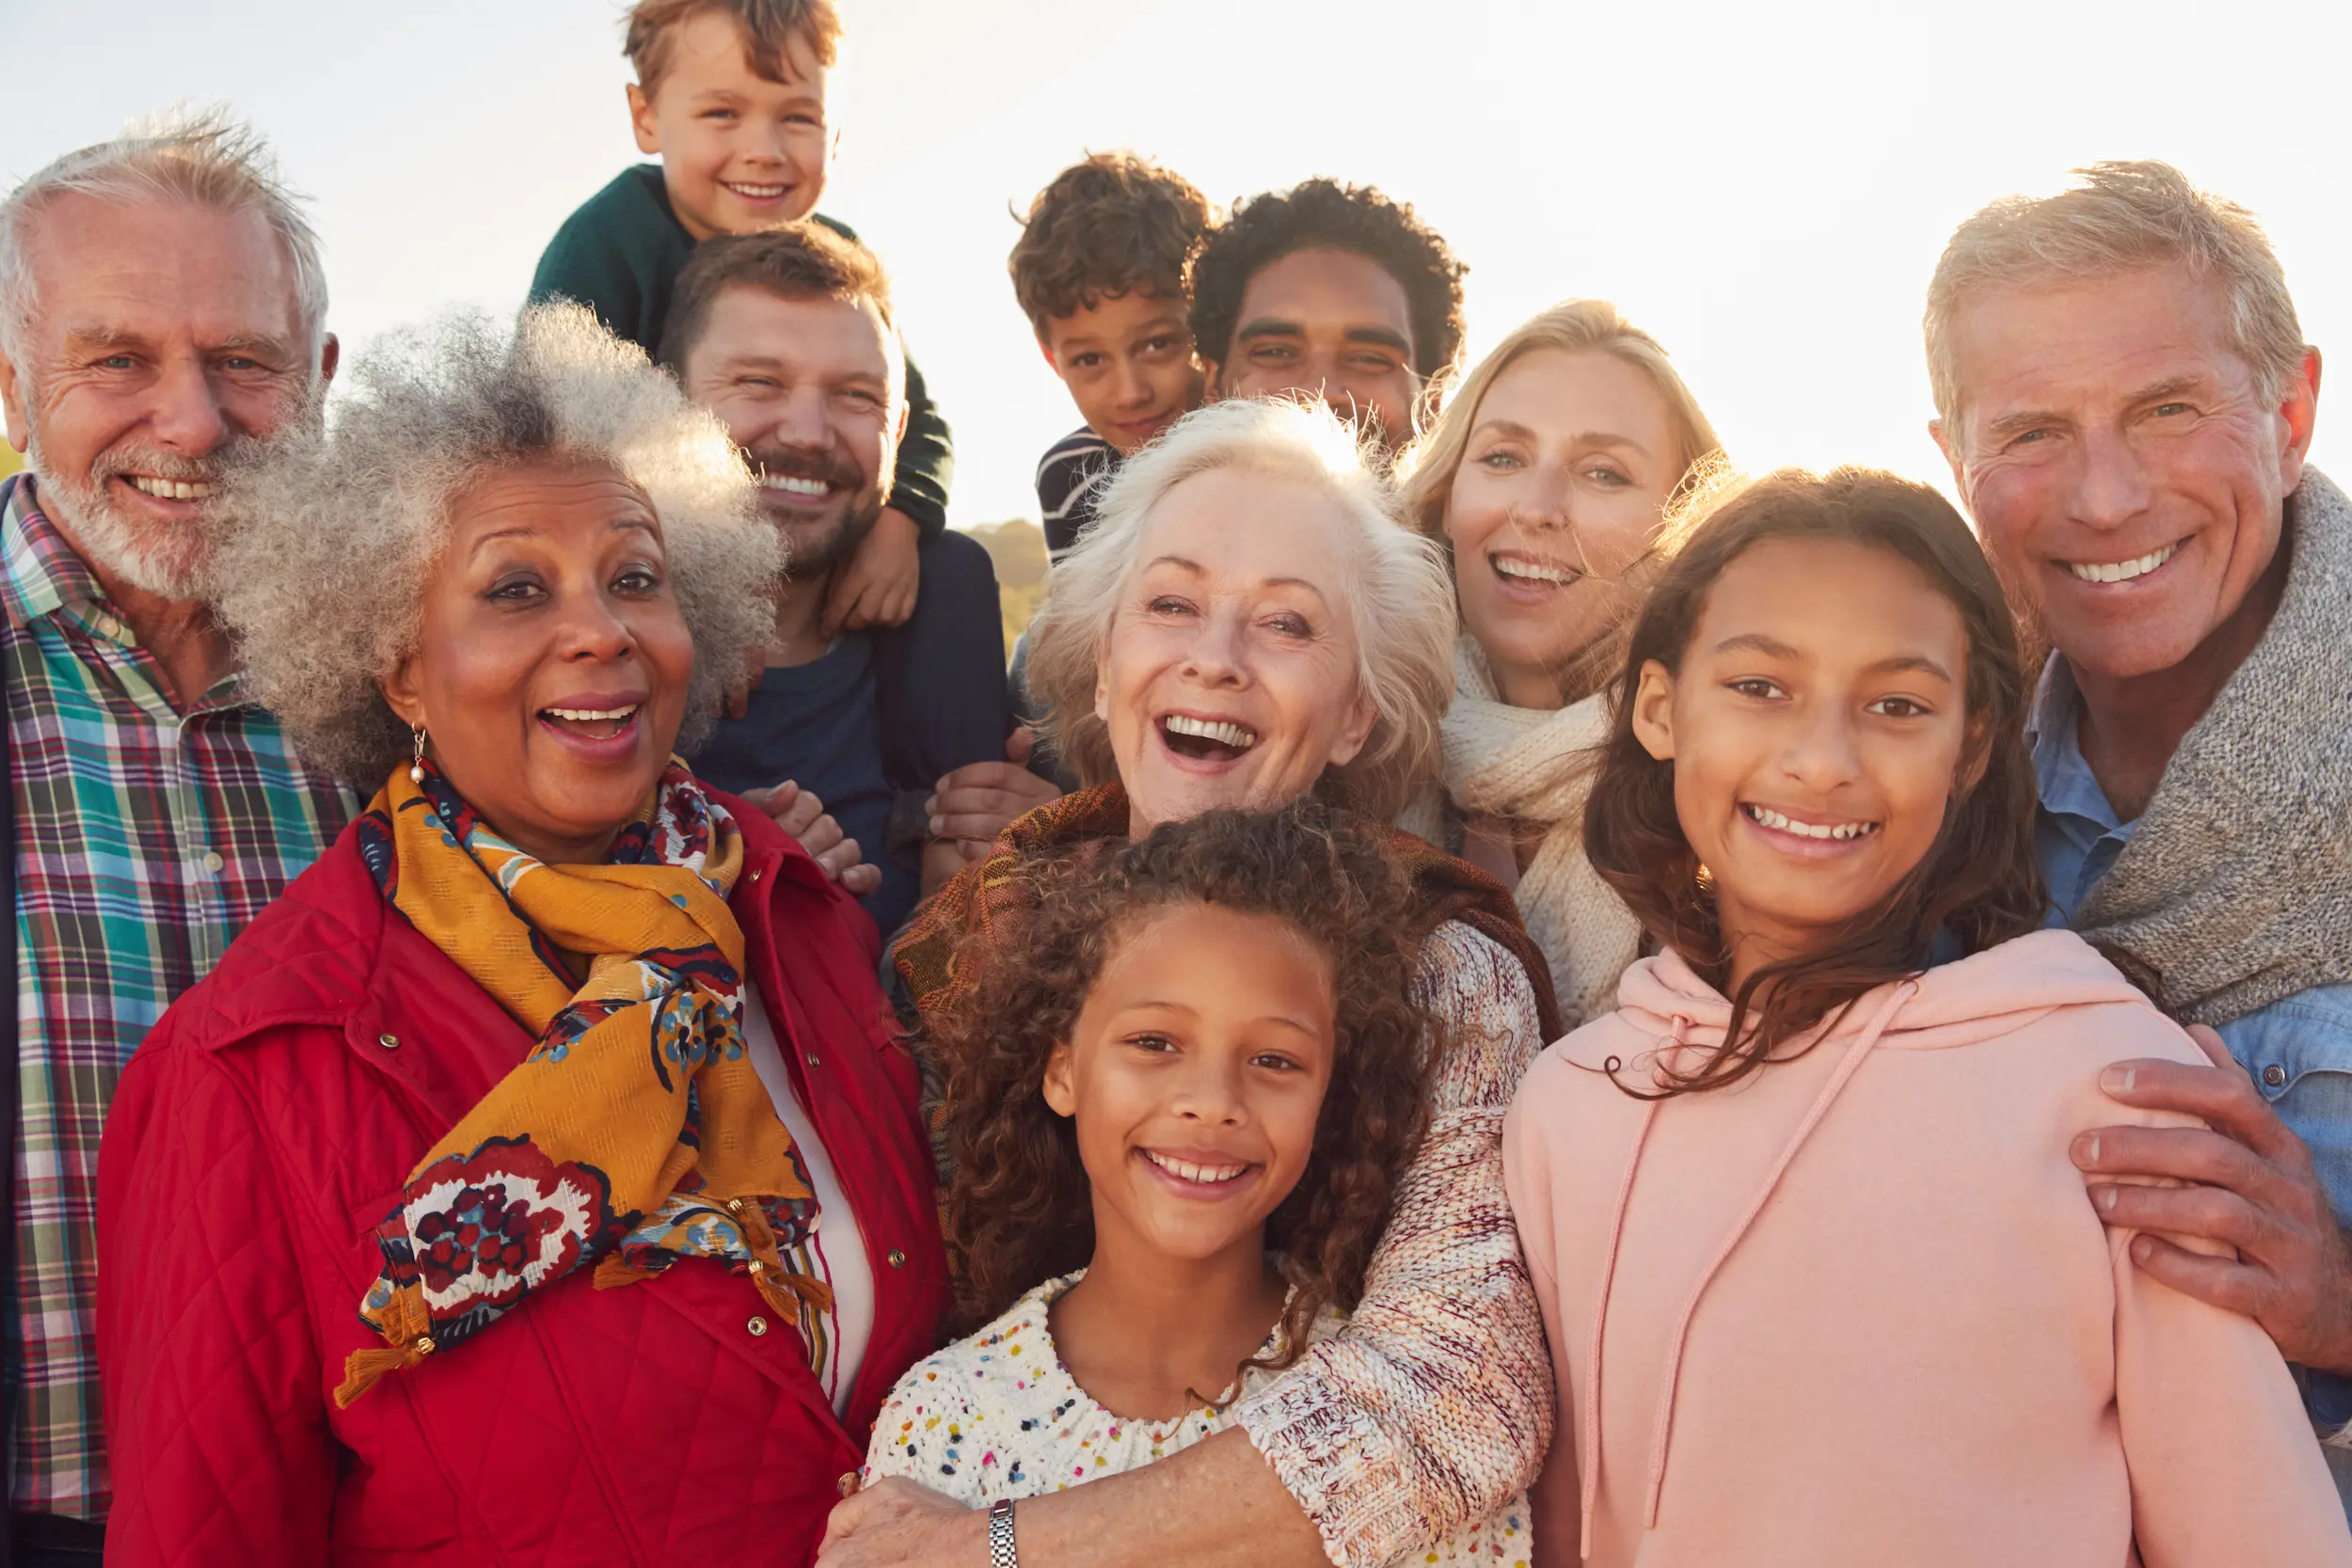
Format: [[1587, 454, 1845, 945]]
[[2073, 467, 2352, 1026]]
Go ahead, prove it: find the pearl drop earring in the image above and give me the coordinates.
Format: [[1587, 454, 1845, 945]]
[[409, 726, 428, 784]]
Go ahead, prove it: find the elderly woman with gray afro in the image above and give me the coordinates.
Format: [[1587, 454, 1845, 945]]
[[842, 397, 1559, 1568], [96, 304, 949, 1566]]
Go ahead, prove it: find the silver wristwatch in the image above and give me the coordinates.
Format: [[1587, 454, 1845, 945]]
[[987, 1497, 1018, 1568]]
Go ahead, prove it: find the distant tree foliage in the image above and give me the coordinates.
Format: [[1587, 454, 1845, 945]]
[[963, 518, 1047, 663]]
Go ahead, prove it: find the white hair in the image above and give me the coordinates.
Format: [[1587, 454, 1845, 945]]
[[1026, 395, 1455, 823], [1926, 160, 2306, 433], [211, 303, 779, 787], [0, 106, 328, 365]]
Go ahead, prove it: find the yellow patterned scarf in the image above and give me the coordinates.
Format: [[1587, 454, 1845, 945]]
[[335, 760, 827, 1407]]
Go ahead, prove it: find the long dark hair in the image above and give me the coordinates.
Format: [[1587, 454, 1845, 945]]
[[1581, 467, 2046, 1094], [930, 800, 1438, 1368]]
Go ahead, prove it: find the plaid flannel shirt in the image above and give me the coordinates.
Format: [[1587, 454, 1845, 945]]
[[0, 474, 356, 1519]]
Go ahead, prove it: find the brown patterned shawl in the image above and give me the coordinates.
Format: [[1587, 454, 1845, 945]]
[[893, 780, 1563, 1040]]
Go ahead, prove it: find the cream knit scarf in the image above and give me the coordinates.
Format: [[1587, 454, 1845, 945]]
[[2073, 467, 2352, 1026], [1438, 637, 1642, 1029]]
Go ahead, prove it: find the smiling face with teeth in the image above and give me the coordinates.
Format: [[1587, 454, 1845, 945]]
[[1630, 536, 1977, 987], [380, 458, 696, 866], [1042, 901, 1335, 1276], [1441, 347, 1687, 709], [678, 283, 903, 594], [1935, 262, 2316, 691], [628, 9, 834, 242], [1094, 468, 1380, 833], [0, 193, 328, 604]]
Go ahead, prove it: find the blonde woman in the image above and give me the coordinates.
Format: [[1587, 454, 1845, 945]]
[[1396, 301, 1722, 1026]]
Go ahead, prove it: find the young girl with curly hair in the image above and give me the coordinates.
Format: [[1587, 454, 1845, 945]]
[[1502, 468, 2346, 1567], [860, 800, 1529, 1566]]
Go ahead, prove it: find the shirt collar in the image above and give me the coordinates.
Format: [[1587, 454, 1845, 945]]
[[0, 472, 254, 708], [1, 473, 137, 647], [2029, 654, 2127, 835]]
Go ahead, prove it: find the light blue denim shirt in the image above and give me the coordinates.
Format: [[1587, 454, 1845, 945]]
[[2033, 664, 2352, 1497]]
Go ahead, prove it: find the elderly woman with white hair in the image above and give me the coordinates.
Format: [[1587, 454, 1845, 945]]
[[95, 305, 947, 1566], [829, 396, 1559, 1568]]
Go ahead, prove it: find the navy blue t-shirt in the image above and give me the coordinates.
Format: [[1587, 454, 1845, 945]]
[[690, 529, 1014, 944], [693, 634, 913, 937]]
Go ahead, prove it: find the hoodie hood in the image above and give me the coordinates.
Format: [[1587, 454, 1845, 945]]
[[1598, 927, 2147, 1065]]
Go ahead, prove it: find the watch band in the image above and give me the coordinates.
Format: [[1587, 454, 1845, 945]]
[[987, 1497, 1019, 1568]]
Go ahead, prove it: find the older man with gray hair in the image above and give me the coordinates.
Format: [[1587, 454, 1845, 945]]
[[1928, 161, 2352, 1506], [0, 110, 354, 1564]]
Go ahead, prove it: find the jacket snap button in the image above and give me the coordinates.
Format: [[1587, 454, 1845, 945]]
[[804, 1053, 820, 1068], [377, 1033, 400, 1051], [2264, 1063, 2288, 1087], [886, 1249, 907, 1269], [746, 1315, 770, 1338]]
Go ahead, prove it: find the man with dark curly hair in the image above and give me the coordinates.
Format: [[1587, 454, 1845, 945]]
[[1188, 178, 1467, 452]]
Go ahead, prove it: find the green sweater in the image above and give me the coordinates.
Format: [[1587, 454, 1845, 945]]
[[531, 165, 952, 537]]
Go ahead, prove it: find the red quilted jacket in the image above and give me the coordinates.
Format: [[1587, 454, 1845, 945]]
[[96, 799, 948, 1567]]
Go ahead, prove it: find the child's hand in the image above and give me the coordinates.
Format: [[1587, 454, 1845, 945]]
[[822, 505, 922, 633]]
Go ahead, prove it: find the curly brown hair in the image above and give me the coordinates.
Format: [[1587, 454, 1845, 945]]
[[930, 800, 1439, 1370], [1009, 151, 1216, 339], [1582, 467, 2048, 1096], [1187, 179, 1468, 384]]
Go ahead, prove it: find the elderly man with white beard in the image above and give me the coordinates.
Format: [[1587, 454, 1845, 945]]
[[0, 111, 353, 1566], [0, 116, 876, 1567]]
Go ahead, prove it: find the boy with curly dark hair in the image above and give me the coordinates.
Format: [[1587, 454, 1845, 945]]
[[1190, 178, 1468, 452], [1009, 151, 1216, 560]]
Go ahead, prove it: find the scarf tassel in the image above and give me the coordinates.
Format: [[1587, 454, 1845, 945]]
[[334, 1285, 436, 1409], [590, 1199, 834, 1340], [734, 1196, 834, 1339]]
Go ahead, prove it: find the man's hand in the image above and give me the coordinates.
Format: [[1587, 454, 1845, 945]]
[[739, 781, 882, 898], [2075, 1022, 2352, 1373], [823, 505, 922, 633], [929, 728, 1064, 862], [817, 1477, 982, 1567]]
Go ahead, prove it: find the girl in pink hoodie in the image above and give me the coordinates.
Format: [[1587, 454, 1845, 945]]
[[1502, 467, 2348, 1567]]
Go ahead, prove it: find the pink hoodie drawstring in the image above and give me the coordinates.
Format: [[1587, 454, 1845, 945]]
[[1576, 1020, 1681, 1560], [1573, 985, 1923, 1560], [1633, 981, 1920, 1535]]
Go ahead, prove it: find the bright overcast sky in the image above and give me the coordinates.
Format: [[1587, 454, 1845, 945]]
[[6, 0, 2347, 526]]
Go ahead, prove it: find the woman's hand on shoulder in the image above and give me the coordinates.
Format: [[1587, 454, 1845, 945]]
[[817, 1477, 984, 1568]]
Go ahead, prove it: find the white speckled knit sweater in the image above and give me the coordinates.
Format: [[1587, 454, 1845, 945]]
[[864, 1271, 1532, 1568]]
